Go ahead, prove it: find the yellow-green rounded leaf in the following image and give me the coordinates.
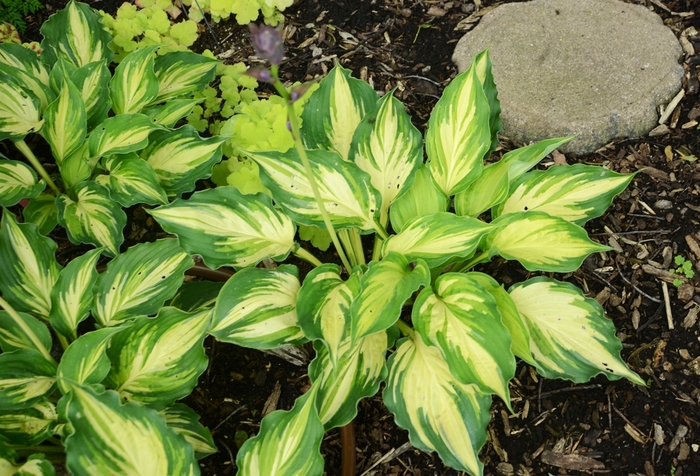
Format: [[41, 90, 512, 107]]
[[487, 211, 610, 272], [246, 148, 380, 233], [508, 277, 645, 386], [412, 273, 514, 408], [426, 63, 490, 196], [382, 212, 492, 269], [351, 252, 430, 341], [0, 160, 44, 207], [210, 265, 305, 349], [149, 187, 296, 270], [63, 386, 198, 476], [236, 387, 324, 476], [350, 91, 423, 223], [0, 210, 61, 318], [104, 307, 210, 408], [389, 164, 449, 233], [495, 164, 636, 225], [110, 45, 159, 114], [383, 336, 491, 475], [56, 182, 126, 257], [296, 264, 362, 366], [92, 239, 192, 327]]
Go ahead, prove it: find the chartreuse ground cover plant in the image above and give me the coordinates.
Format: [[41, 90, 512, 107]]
[[151, 25, 645, 475]]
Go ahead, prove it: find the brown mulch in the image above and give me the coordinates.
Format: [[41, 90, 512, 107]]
[[18, 0, 700, 475]]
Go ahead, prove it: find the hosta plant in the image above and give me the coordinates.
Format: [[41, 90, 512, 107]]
[[0, 0, 224, 256], [144, 26, 646, 475]]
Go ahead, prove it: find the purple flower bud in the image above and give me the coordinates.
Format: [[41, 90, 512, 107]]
[[289, 81, 314, 103], [246, 67, 276, 83], [249, 24, 285, 65], [286, 121, 292, 132]]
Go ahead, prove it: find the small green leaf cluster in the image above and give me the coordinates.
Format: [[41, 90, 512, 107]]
[[180, 0, 292, 26], [148, 33, 645, 474], [672, 255, 695, 287], [99, 0, 199, 62], [186, 59, 260, 135], [0, 0, 42, 34]]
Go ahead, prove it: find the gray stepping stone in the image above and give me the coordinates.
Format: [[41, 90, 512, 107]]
[[452, 0, 684, 154]]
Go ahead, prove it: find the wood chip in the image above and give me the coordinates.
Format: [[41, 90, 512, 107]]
[[658, 89, 685, 125], [262, 380, 281, 416], [540, 450, 606, 471], [681, 306, 698, 329], [685, 234, 700, 260]]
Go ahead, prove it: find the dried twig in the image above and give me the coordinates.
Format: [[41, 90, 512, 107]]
[[615, 262, 661, 303]]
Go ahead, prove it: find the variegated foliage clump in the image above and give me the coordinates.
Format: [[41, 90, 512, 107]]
[[0, 1, 231, 472], [146, 42, 645, 476]]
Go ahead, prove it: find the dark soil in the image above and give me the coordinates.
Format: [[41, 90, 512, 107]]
[[16, 1, 700, 475]]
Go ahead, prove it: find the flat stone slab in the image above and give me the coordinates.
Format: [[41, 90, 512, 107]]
[[452, 0, 684, 154]]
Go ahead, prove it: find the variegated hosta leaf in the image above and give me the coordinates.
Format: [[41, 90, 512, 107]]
[[0, 75, 43, 141], [0, 159, 44, 207], [454, 160, 510, 218], [300, 63, 378, 161], [0, 350, 57, 411], [41, 77, 87, 165], [383, 336, 492, 476], [236, 386, 324, 476], [141, 125, 226, 197], [466, 272, 534, 365], [487, 211, 610, 272], [382, 212, 492, 269], [0, 211, 61, 318], [59, 141, 91, 189], [309, 330, 391, 429], [494, 164, 636, 225], [142, 98, 202, 128], [412, 273, 515, 407], [350, 252, 430, 341], [349, 91, 423, 223], [39, 0, 114, 68], [152, 51, 218, 103], [167, 281, 224, 313], [71, 60, 111, 130], [23, 195, 59, 236], [92, 239, 192, 327], [160, 403, 217, 460], [0, 398, 57, 446], [56, 181, 126, 257], [88, 113, 162, 158], [48, 56, 78, 94], [0, 452, 55, 476], [454, 136, 574, 217], [389, 164, 449, 233], [246, 148, 379, 232], [63, 385, 198, 476], [509, 277, 645, 385], [210, 265, 305, 349], [95, 153, 168, 206], [104, 307, 210, 408], [297, 264, 362, 365], [149, 187, 295, 269], [472, 50, 502, 151], [56, 327, 124, 394], [0, 43, 54, 111], [0, 310, 52, 356], [426, 63, 490, 196], [110, 45, 160, 115], [49, 248, 102, 338]]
